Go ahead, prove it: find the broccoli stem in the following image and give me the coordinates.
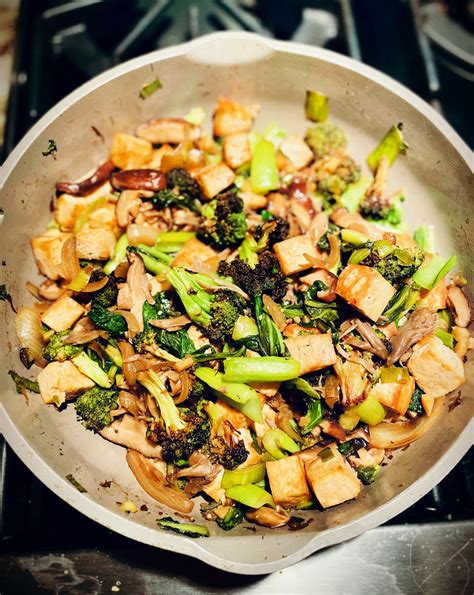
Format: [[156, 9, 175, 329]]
[[340, 176, 372, 213], [72, 352, 112, 388], [367, 124, 408, 172], [103, 233, 129, 275], [138, 370, 185, 431], [412, 254, 457, 290], [305, 90, 329, 122], [157, 231, 196, 244], [226, 484, 275, 509], [250, 140, 280, 195], [223, 356, 301, 383], [414, 225, 436, 253], [166, 267, 213, 326], [262, 428, 300, 459], [221, 462, 266, 489]]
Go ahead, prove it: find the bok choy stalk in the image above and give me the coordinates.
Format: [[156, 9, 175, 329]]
[[250, 140, 279, 195]]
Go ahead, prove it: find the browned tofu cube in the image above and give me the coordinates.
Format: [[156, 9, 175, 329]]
[[223, 132, 252, 169], [41, 295, 85, 332], [266, 456, 311, 506], [421, 394, 436, 416], [135, 118, 201, 145], [31, 230, 71, 280], [419, 279, 448, 312], [213, 97, 259, 137], [37, 361, 94, 406], [305, 445, 361, 509], [214, 399, 248, 429], [109, 133, 152, 169], [273, 234, 317, 276], [75, 225, 116, 260], [407, 335, 465, 397], [336, 264, 396, 322], [240, 191, 268, 211], [54, 182, 114, 230], [171, 237, 216, 270], [87, 203, 118, 232], [195, 162, 235, 199], [285, 333, 337, 375], [370, 376, 415, 415], [280, 135, 313, 170], [147, 144, 174, 169]]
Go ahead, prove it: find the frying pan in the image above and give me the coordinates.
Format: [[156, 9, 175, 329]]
[[0, 32, 472, 575]]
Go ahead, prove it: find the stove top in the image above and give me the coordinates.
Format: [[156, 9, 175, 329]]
[[1, 0, 472, 591]]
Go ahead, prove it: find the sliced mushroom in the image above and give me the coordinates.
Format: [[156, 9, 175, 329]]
[[307, 211, 329, 245], [246, 507, 290, 528], [127, 252, 153, 331], [344, 319, 389, 360], [349, 446, 385, 467], [330, 207, 384, 240], [111, 169, 167, 192], [56, 160, 115, 196], [116, 190, 142, 228], [136, 118, 201, 145], [319, 418, 346, 441], [287, 176, 316, 216], [387, 307, 437, 365], [100, 415, 162, 458], [447, 285, 471, 328]]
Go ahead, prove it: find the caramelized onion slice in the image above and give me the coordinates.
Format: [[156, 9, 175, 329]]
[[15, 307, 44, 367], [369, 398, 443, 449], [126, 450, 194, 513], [61, 236, 81, 281]]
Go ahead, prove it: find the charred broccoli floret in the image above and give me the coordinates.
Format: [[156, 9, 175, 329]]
[[165, 167, 204, 207], [75, 386, 119, 432], [212, 437, 249, 470], [42, 331, 82, 362], [254, 216, 289, 247], [360, 245, 424, 285], [359, 191, 393, 220], [305, 121, 346, 158], [216, 506, 244, 531], [198, 190, 247, 248], [166, 267, 245, 342], [217, 251, 287, 302], [147, 409, 211, 465], [92, 276, 118, 308], [317, 156, 360, 198]]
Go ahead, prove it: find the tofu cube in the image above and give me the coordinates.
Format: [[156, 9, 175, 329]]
[[147, 144, 174, 169], [54, 182, 113, 230], [273, 234, 317, 275], [214, 399, 248, 429], [305, 445, 361, 509], [336, 264, 396, 322], [171, 237, 216, 270], [41, 295, 85, 332], [370, 376, 415, 415], [223, 132, 252, 169], [266, 456, 311, 506], [135, 118, 201, 145], [31, 230, 71, 280], [240, 191, 268, 211], [75, 224, 116, 260], [285, 333, 337, 375], [109, 132, 153, 169], [213, 97, 259, 137], [419, 279, 448, 312], [280, 135, 313, 170], [87, 203, 118, 231], [407, 335, 465, 397], [37, 361, 94, 405], [421, 394, 436, 416], [195, 162, 235, 199]]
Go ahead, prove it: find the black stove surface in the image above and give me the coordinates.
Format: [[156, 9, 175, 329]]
[[1, 0, 473, 591]]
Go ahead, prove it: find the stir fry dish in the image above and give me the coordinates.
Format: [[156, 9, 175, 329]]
[[11, 90, 472, 536]]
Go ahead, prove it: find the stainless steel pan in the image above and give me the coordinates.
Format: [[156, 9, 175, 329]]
[[0, 32, 472, 575]]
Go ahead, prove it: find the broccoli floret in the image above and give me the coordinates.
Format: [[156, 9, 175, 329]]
[[165, 168, 204, 207], [147, 409, 210, 465], [188, 377, 207, 402], [217, 251, 287, 302], [408, 385, 424, 414], [132, 327, 195, 359], [216, 506, 244, 531], [357, 465, 381, 485], [92, 276, 118, 308], [211, 436, 249, 470], [166, 268, 245, 342], [152, 188, 201, 213], [359, 191, 392, 220], [317, 156, 360, 198], [360, 247, 424, 285], [198, 190, 247, 248], [75, 386, 119, 432], [88, 303, 127, 337], [42, 331, 82, 362], [254, 216, 289, 247], [305, 121, 347, 158]]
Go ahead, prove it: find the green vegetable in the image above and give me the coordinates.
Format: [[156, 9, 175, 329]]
[[75, 386, 119, 432], [8, 370, 40, 394], [238, 236, 259, 268], [226, 484, 275, 509], [381, 285, 419, 323], [341, 229, 371, 246], [434, 328, 454, 349], [42, 331, 82, 362], [221, 463, 266, 489], [105, 343, 122, 368], [357, 465, 381, 485], [414, 225, 436, 253], [318, 446, 335, 462], [103, 234, 129, 275], [194, 367, 263, 423], [223, 356, 300, 383], [367, 124, 408, 172], [72, 352, 113, 388], [282, 378, 320, 400], [303, 296, 339, 327], [305, 90, 329, 122], [263, 122, 287, 146], [413, 254, 457, 290], [93, 276, 118, 308], [88, 303, 127, 337], [361, 246, 424, 285], [216, 507, 244, 531], [198, 191, 247, 248], [254, 295, 286, 357], [348, 393, 386, 426], [250, 140, 280, 195], [348, 247, 372, 265], [381, 366, 410, 384], [305, 121, 346, 158], [157, 517, 209, 538], [152, 188, 201, 213], [138, 369, 185, 430], [407, 385, 424, 414], [42, 139, 57, 157], [340, 176, 372, 213], [74, 196, 107, 233], [262, 428, 300, 460], [300, 400, 323, 435], [136, 328, 195, 359], [338, 410, 360, 431], [437, 309, 453, 332], [232, 315, 259, 341], [128, 245, 170, 276], [338, 438, 367, 456], [184, 106, 205, 126], [139, 78, 162, 99]]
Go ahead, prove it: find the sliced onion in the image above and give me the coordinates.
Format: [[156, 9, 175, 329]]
[[25, 281, 40, 299], [15, 307, 44, 366], [263, 294, 287, 331], [115, 310, 141, 333], [304, 234, 340, 270], [126, 450, 194, 513], [336, 343, 376, 375], [149, 315, 191, 330], [74, 196, 108, 234], [146, 393, 160, 418], [174, 371, 191, 405], [118, 391, 144, 417], [61, 236, 81, 281], [127, 223, 160, 246], [369, 398, 443, 449], [119, 341, 137, 387]]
